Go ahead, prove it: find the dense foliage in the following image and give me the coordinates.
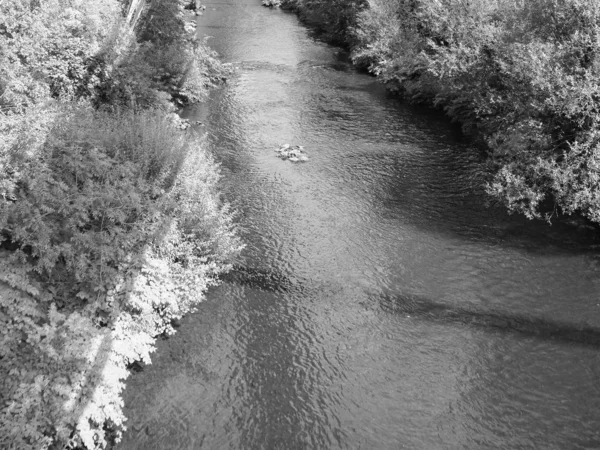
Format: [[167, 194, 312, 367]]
[[0, 0, 241, 448], [0, 108, 240, 449], [283, 0, 367, 46], [284, 0, 600, 223]]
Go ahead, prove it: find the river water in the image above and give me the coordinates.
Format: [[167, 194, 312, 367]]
[[119, 2, 600, 448]]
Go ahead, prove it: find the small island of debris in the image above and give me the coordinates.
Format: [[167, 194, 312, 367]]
[[275, 144, 309, 162]]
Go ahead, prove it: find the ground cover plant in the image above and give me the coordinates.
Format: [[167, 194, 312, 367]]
[[0, 0, 241, 448]]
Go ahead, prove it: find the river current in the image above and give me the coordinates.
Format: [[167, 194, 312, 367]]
[[119, 2, 600, 448]]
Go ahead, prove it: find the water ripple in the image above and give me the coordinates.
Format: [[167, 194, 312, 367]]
[[119, 1, 600, 449]]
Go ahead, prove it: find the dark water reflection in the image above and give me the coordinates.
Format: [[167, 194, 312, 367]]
[[119, 1, 600, 449]]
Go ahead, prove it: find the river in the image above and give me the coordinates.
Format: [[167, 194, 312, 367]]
[[118, 2, 600, 448]]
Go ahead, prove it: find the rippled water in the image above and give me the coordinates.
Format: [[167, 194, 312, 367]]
[[118, 2, 600, 449]]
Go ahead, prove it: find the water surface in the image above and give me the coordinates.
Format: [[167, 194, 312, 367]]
[[119, 2, 600, 448]]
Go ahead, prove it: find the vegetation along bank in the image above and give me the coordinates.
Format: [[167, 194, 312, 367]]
[[282, 0, 600, 224], [0, 0, 241, 448]]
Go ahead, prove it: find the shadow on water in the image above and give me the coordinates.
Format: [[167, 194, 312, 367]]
[[380, 293, 600, 348], [220, 264, 295, 292], [224, 264, 600, 349]]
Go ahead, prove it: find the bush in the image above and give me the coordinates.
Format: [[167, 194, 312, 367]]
[[0, 107, 242, 449], [300, 0, 600, 223], [281, 0, 368, 47], [0, 0, 125, 109], [104, 37, 225, 109], [0, 0, 242, 447]]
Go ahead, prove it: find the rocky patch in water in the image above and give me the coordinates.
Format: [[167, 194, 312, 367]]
[[275, 144, 309, 162]]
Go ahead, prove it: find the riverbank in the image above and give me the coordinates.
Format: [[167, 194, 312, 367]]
[[281, 0, 600, 227], [0, 1, 240, 448]]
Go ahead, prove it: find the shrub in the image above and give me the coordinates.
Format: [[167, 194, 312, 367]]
[[282, 0, 368, 47], [0, 0, 125, 109], [1, 105, 241, 314], [1, 0, 241, 447], [105, 37, 225, 109], [312, 0, 600, 223], [0, 107, 242, 449]]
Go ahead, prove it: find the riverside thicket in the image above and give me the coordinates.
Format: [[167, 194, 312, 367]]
[[284, 0, 600, 223], [0, 1, 241, 448]]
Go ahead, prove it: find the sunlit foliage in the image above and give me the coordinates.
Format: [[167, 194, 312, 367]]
[[0, 108, 241, 449], [286, 0, 600, 223], [0, 0, 241, 448]]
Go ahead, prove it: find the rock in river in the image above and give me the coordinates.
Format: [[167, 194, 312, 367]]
[[275, 144, 309, 162]]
